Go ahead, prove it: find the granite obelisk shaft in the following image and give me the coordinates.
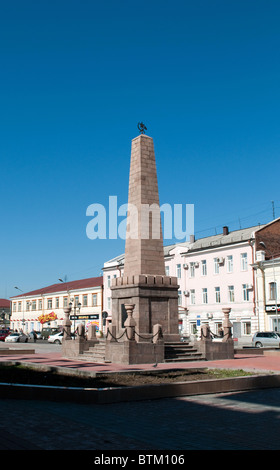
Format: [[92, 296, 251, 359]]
[[124, 134, 165, 277]]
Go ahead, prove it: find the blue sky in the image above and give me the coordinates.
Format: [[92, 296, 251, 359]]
[[1, 0, 280, 298]]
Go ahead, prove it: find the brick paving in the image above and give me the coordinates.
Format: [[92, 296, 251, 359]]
[[1, 349, 280, 450], [1, 388, 280, 450]]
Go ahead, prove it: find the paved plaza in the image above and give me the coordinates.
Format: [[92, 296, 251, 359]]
[[1, 388, 280, 450], [1, 345, 280, 450]]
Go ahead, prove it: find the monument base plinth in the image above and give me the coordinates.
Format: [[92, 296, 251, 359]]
[[196, 339, 234, 360], [110, 274, 180, 345], [62, 339, 98, 358], [105, 340, 164, 365]]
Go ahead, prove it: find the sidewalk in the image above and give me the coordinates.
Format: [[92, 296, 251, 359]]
[[1, 348, 280, 374]]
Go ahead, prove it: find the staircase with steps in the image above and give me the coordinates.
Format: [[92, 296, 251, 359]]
[[164, 341, 205, 362], [77, 339, 205, 363], [77, 339, 107, 363]]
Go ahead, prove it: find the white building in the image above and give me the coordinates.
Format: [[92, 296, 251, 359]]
[[10, 277, 103, 334], [169, 225, 261, 340], [253, 253, 280, 332], [103, 219, 280, 341]]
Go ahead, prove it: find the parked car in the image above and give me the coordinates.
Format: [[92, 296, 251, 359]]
[[48, 331, 75, 344], [48, 331, 64, 344], [5, 332, 28, 343], [41, 327, 60, 340], [0, 329, 10, 341], [252, 331, 280, 348]]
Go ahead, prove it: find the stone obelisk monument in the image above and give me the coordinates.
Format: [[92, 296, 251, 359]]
[[123, 132, 166, 277], [106, 126, 179, 364]]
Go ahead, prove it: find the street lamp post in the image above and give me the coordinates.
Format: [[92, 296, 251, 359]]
[[69, 300, 81, 337], [58, 278, 71, 332], [259, 242, 279, 331], [14, 286, 25, 332], [1, 309, 5, 327]]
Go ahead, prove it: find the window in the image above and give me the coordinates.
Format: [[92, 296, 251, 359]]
[[227, 255, 233, 273], [190, 262, 195, 278], [190, 289, 195, 305], [176, 264, 181, 279], [165, 265, 170, 276], [201, 260, 207, 276], [63, 297, 68, 308], [214, 258, 220, 274], [92, 294, 97, 306], [18, 302, 21, 312], [178, 290, 182, 306], [26, 301, 30, 310], [13, 303, 17, 312], [202, 288, 208, 304], [107, 297, 111, 310], [269, 282, 277, 300], [228, 285, 235, 302], [55, 297, 59, 308], [190, 323, 197, 335], [241, 253, 248, 271], [74, 296, 79, 306], [107, 275, 111, 287], [242, 284, 250, 302], [242, 322, 251, 335], [38, 299, 42, 310], [215, 287, 221, 303], [32, 300, 36, 310], [83, 295, 88, 306], [215, 322, 223, 337], [47, 299, 52, 309]]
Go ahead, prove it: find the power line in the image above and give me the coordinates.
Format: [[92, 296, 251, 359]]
[[195, 203, 277, 237]]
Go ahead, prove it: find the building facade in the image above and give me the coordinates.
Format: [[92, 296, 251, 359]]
[[254, 253, 280, 332], [10, 277, 103, 334], [0, 299, 11, 328], [103, 219, 280, 340]]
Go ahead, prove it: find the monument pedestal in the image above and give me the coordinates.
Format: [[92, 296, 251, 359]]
[[109, 274, 180, 343], [105, 274, 179, 364]]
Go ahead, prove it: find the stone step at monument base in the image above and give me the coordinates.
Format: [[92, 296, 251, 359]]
[[164, 342, 205, 362], [77, 340, 108, 363], [76, 340, 205, 364]]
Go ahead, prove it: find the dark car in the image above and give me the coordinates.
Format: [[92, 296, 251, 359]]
[[0, 329, 10, 341], [41, 327, 61, 340]]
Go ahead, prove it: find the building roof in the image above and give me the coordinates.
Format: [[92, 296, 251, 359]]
[[10, 276, 103, 299], [0, 299, 10, 308], [180, 224, 264, 254]]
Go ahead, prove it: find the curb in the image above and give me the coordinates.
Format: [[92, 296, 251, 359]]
[[1, 373, 280, 404], [0, 349, 35, 356]]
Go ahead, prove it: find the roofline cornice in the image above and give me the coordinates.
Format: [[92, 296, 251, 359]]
[[180, 239, 253, 257]]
